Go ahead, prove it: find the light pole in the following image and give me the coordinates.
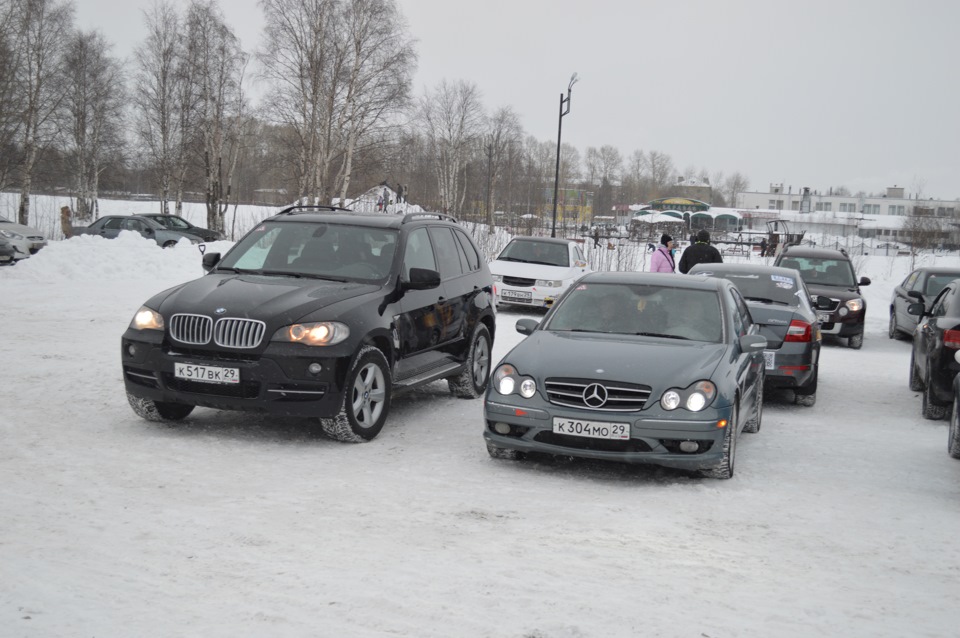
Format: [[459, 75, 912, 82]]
[[551, 73, 578, 238]]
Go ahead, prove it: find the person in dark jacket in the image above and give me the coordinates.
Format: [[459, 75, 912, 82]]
[[678, 229, 723, 273]]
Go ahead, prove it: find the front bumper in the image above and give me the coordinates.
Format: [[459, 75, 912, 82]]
[[483, 398, 733, 471], [121, 330, 352, 417]]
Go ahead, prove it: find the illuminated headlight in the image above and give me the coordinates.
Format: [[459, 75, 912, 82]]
[[491, 275, 503, 283], [661, 390, 681, 410], [0, 229, 24, 240], [494, 364, 536, 397], [845, 298, 864, 313], [535, 279, 563, 287], [660, 381, 717, 412], [273, 322, 350, 346], [130, 306, 164, 331], [519, 378, 537, 398]]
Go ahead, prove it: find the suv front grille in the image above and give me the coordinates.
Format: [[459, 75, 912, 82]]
[[821, 298, 841, 312], [545, 378, 651, 411], [169, 314, 265, 349], [503, 276, 536, 287]]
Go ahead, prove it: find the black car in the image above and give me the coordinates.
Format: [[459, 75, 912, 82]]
[[122, 207, 497, 442], [142, 214, 224, 242], [689, 263, 824, 406], [907, 280, 960, 420], [774, 246, 871, 349], [889, 267, 960, 340], [0, 236, 15, 265]]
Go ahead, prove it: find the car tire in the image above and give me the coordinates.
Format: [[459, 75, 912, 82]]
[[948, 395, 960, 459], [126, 391, 194, 421], [486, 441, 523, 461], [848, 331, 863, 349], [888, 312, 905, 340], [794, 368, 818, 407], [909, 351, 924, 391], [700, 404, 737, 479], [447, 323, 492, 399], [319, 346, 391, 442], [743, 376, 763, 433], [922, 368, 947, 420], [162, 240, 178, 248]]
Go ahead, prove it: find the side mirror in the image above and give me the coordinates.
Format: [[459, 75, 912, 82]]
[[403, 267, 441, 290], [859, 276, 871, 286], [739, 334, 767, 352], [906, 302, 926, 317], [144, 227, 155, 235], [516, 318, 540, 335], [907, 290, 924, 301], [815, 295, 833, 310], [202, 252, 221, 272]]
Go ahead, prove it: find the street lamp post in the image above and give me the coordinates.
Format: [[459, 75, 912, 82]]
[[551, 73, 578, 238]]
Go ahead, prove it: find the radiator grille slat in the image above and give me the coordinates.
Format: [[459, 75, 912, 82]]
[[169, 314, 265, 349], [545, 377, 652, 411], [170, 314, 212, 345]]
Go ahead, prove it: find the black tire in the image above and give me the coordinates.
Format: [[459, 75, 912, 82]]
[[743, 376, 763, 433], [794, 367, 818, 407], [126, 391, 194, 421], [909, 351, 923, 391], [162, 240, 178, 248], [700, 405, 737, 479], [447, 323, 492, 399], [320, 346, 391, 442], [486, 441, 523, 461], [922, 367, 947, 420], [948, 395, 960, 459], [888, 311, 904, 340], [848, 331, 863, 349]]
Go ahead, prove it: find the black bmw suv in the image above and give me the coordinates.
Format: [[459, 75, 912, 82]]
[[122, 206, 496, 442], [775, 245, 871, 349]]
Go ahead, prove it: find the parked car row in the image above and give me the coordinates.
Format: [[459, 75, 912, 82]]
[[0, 214, 48, 262], [74, 215, 203, 247]]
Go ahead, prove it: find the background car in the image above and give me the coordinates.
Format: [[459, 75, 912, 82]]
[[689, 263, 824, 406], [122, 207, 496, 443], [74, 215, 201, 247], [489, 237, 591, 309], [141, 213, 224, 242], [0, 214, 47, 257], [775, 246, 870, 349], [483, 271, 767, 479], [907, 280, 960, 419], [889, 267, 960, 339]]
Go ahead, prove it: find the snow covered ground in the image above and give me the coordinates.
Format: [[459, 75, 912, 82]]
[[2, 226, 960, 637]]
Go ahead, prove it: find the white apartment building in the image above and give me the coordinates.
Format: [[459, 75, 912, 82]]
[[737, 184, 957, 218]]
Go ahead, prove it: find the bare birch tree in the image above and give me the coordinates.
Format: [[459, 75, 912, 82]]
[[0, 0, 23, 192], [481, 105, 521, 230], [63, 30, 125, 221]]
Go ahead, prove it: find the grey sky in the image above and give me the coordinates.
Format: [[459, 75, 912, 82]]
[[76, 0, 960, 200]]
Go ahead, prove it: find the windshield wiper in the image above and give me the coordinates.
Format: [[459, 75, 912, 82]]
[[634, 331, 687, 339], [253, 269, 303, 278], [745, 296, 790, 305]]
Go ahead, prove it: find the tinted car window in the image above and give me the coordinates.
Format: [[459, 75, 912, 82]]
[[103, 217, 123, 230], [402, 227, 437, 278], [429, 227, 463, 280], [904, 271, 920, 291], [498, 240, 569, 267], [924, 274, 960, 297], [454, 229, 480, 271], [714, 271, 803, 306]]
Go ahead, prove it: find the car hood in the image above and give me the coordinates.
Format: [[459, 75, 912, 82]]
[[0, 219, 45, 238], [803, 282, 861, 299], [490, 259, 579, 279], [504, 330, 726, 394], [152, 273, 379, 324]]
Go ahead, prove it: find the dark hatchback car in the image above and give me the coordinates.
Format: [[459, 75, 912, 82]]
[[775, 246, 870, 349], [689, 263, 823, 406], [75, 215, 201, 247], [889, 267, 960, 339], [907, 280, 960, 420], [142, 213, 224, 242], [122, 207, 496, 442], [483, 272, 767, 479]]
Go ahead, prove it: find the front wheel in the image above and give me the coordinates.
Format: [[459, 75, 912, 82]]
[[700, 405, 737, 479], [888, 312, 904, 340], [320, 346, 392, 442], [909, 351, 923, 391], [743, 376, 763, 433], [126, 392, 194, 421], [848, 331, 863, 349], [162, 240, 178, 248], [447, 323, 492, 398]]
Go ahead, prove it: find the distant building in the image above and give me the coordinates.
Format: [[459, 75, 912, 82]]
[[737, 184, 957, 219]]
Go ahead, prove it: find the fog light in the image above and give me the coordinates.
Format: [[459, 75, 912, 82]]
[[308, 362, 322, 374], [494, 422, 512, 435], [838, 307, 849, 317], [679, 441, 699, 453], [126, 344, 136, 356]]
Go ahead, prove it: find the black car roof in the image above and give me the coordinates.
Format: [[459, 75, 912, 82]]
[[779, 246, 849, 259], [912, 266, 960, 275], [689, 263, 803, 278], [267, 207, 459, 230], [581, 271, 726, 292]]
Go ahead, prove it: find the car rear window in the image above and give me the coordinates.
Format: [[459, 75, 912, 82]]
[[700, 271, 803, 306]]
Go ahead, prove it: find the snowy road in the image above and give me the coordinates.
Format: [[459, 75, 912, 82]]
[[1, 246, 959, 637]]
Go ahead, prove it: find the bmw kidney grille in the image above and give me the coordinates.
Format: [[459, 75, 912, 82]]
[[170, 313, 266, 348]]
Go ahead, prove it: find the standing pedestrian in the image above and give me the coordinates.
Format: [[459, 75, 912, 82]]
[[678, 229, 723, 273], [759, 237, 768, 257], [650, 233, 676, 273]]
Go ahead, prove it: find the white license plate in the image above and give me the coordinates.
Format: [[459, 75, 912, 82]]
[[764, 351, 775, 370], [175, 362, 240, 384], [553, 417, 630, 440], [817, 312, 831, 323], [501, 289, 532, 301]]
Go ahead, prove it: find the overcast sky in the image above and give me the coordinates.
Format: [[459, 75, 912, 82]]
[[76, 0, 960, 200]]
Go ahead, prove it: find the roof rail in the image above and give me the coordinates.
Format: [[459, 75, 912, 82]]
[[401, 212, 458, 224], [275, 204, 353, 216]]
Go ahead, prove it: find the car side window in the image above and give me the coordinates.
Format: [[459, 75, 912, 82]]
[[429, 227, 464, 280], [729, 288, 751, 337], [905, 271, 920, 291], [402, 228, 437, 279], [574, 245, 586, 263], [453, 229, 480, 272], [103, 217, 123, 230], [122, 218, 141, 231]]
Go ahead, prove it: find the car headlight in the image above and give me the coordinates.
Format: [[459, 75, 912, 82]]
[[273, 322, 350, 346], [535, 279, 563, 287], [130, 306, 164, 331], [660, 380, 717, 412], [845, 298, 864, 312], [491, 275, 503, 283], [0, 229, 24, 240], [493, 363, 536, 397]]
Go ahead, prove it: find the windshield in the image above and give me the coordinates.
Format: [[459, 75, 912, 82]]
[[219, 221, 399, 283], [497, 240, 569, 267], [546, 282, 723, 342], [777, 257, 856, 287], [702, 270, 804, 306]]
